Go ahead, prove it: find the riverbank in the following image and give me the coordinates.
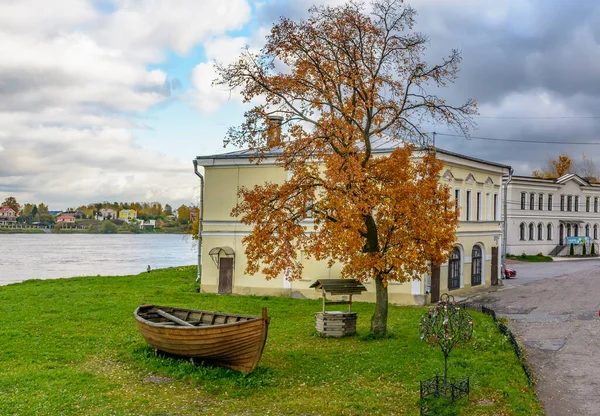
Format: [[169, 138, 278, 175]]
[[0, 227, 189, 234], [0, 266, 542, 415]]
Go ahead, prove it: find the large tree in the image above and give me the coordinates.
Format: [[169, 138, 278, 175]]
[[216, 0, 474, 334], [2, 197, 20, 214]]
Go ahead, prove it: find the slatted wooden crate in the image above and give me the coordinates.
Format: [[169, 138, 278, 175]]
[[316, 311, 357, 337]]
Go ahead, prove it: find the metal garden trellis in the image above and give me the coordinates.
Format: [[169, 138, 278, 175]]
[[419, 293, 474, 382]]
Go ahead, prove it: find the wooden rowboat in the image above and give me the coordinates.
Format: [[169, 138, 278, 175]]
[[134, 304, 269, 373]]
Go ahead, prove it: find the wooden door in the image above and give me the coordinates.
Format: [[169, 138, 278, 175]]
[[218, 258, 233, 294], [430, 265, 440, 303], [491, 247, 498, 285]]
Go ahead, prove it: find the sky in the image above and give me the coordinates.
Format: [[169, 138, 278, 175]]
[[1, 0, 600, 210]]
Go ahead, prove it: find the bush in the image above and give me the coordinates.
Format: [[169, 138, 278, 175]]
[[520, 252, 526, 259], [570, 243, 575, 256], [583, 243, 587, 256], [101, 221, 118, 234], [592, 244, 596, 256], [537, 252, 544, 257], [111, 219, 124, 226]]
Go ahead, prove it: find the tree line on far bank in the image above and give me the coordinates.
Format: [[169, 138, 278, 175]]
[[1, 197, 198, 233]]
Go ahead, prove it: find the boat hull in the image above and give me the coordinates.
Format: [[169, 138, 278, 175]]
[[134, 305, 269, 373]]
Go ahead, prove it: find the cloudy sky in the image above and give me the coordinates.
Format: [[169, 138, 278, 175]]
[[1, 0, 599, 210]]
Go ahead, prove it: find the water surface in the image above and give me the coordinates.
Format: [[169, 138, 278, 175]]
[[0, 234, 197, 285]]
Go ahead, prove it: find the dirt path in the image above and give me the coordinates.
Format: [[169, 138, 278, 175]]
[[476, 269, 600, 415]]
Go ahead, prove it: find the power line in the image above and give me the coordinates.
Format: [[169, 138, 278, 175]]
[[474, 116, 600, 120], [435, 132, 600, 145]]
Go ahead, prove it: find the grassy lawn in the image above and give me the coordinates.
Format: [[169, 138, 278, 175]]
[[507, 254, 553, 262], [0, 267, 542, 415]]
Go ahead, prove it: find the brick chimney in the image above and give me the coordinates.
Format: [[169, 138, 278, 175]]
[[266, 115, 283, 147]]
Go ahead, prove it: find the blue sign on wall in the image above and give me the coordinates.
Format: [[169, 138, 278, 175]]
[[565, 236, 591, 246]]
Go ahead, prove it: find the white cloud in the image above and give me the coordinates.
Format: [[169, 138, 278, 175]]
[[0, 0, 253, 209]]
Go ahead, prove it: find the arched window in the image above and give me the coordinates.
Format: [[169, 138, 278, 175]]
[[575, 196, 580, 212], [574, 224, 579, 237], [561, 195, 565, 211], [587, 196, 591, 212], [530, 193, 535, 210], [567, 224, 572, 237], [520, 223, 526, 241], [538, 194, 543, 210], [586, 224, 590, 237], [538, 223, 543, 240], [521, 193, 526, 210], [596, 197, 599, 213], [567, 195, 573, 211], [471, 245, 482, 286], [595, 224, 598, 240], [547, 223, 553, 241], [448, 247, 461, 290], [548, 194, 553, 211], [559, 224, 564, 244], [529, 223, 535, 240]]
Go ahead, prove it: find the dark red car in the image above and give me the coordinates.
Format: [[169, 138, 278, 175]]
[[504, 266, 517, 279]]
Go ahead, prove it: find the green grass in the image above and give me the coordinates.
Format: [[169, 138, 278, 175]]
[[508, 254, 553, 262], [0, 267, 543, 415], [0, 228, 45, 233]]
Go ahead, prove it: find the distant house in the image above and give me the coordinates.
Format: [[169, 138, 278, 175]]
[[139, 219, 156, 229], [56, 214, 76, 228], [119, 209, 138, 223], [96, 208, 117, 221], [0, 206, 17, 224]]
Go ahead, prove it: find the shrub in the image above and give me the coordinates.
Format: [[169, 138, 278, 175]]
[[101, 221, 118, 234], [570, 243, 575, 256], [537, 252, 544, 257], [520, 252, 526, 259], [592, 244, 596, 256], [583, 243, 587, 256]]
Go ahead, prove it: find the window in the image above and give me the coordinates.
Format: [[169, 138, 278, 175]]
[[561, 195, 565, 211], [567, 195, 572, 211], [454, 189, 461, 216], [486, 193, 491, 220], [520, 223, 526, 241], [471, 246, 482, 286], [587, 196, 591, 212], [529, 223, 534, 241], [596, 197, 599, 213], [538, 223, 543, 240], [567, 224, 572, 237], [530, 193, 535, 210], [521, 193, 526, 210], [493, 193, 498, 220], [595, 224, 598, 240], [575, 196, 579, 212], [547, 223, 553, 241], [448, 247, 461, 290], [586, 224, 590, 237], [539, 194, 543, 210], [466, 190, 472, 220], [574, 224, 579, 236], [548, 194, 553, 211], [476, 192, 481, 221]]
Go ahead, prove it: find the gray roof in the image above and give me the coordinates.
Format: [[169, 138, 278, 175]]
[[195, 136, 511, 170]]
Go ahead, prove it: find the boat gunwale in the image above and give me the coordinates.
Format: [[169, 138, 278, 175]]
[[134, 304, 266, 330]]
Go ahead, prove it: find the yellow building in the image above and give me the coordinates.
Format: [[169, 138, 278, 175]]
[[118, 209, 137, 223], [194, 139, 510, 305]]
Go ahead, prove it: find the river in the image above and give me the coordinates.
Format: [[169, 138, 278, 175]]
[[0, 234, 197, 285]]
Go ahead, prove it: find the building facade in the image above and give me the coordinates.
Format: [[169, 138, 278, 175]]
[[0, 206, 17, 225], [118, 209, 137, 223], [195, 142, 510, 305], [506, 174, 600, 256]]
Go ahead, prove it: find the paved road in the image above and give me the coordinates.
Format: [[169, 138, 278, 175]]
[[476, 260, 600, 415]]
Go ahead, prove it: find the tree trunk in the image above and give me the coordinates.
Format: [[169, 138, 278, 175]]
[[371, 275, 388, 335]]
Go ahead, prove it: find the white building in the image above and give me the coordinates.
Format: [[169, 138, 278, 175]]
[[506, 174, 600, 256]]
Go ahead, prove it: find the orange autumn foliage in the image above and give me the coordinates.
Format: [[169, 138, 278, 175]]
[[232, 146, 459, 285], [216, 0, 475, 334]]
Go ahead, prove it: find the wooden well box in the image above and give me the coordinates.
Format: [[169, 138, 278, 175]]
[[310, 279, 366, 337], [316, 311, 358, 337]]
